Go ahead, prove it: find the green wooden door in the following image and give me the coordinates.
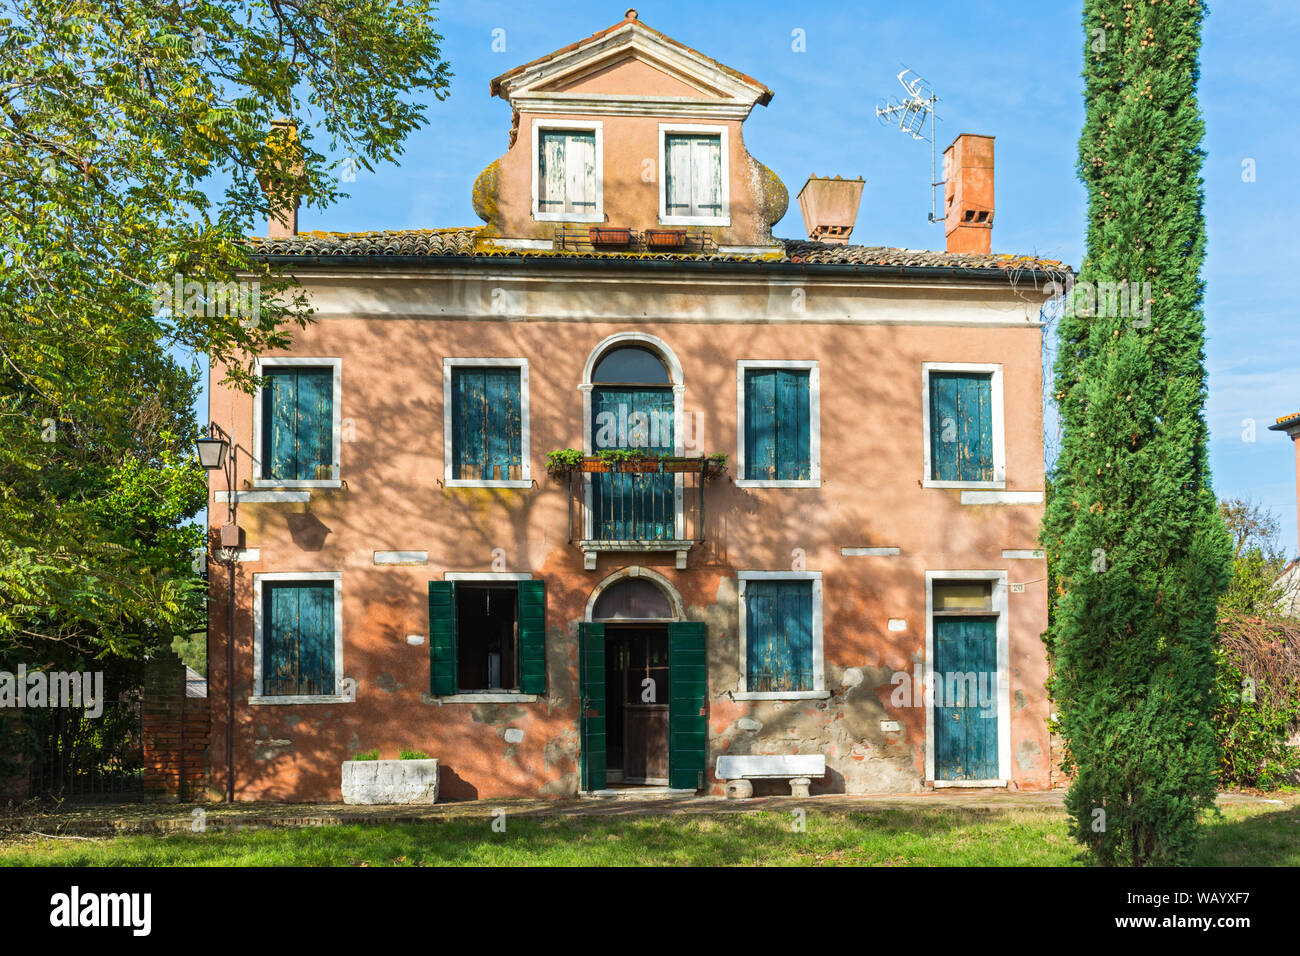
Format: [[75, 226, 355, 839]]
[[590, 387, 674, 540], [579, 622, 606, 792], [933, 616, 999, 780], [668, 621, 707, 791]]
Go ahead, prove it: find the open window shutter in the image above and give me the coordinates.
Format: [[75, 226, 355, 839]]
[[267, 371, 298, 481], [428, 581, 456, 696], [745, 370, 776, 479], [775, 370, 811, 480], [517, 579, 546, 695], [579, 622, 606, 792], [668, 621, 707, 791]]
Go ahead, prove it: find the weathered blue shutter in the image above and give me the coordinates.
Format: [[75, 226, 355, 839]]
[[453, 368, 521, 481], [744, 370, 776, 480], [297, 584, 335, 695], [265, 584, 297, 695], [265, 371, 297, 481], [668, 621, 707, 791], [517, 579, 546, 695], [930, 372, 993, 482], [296, 369, 333, 481], [453, 369, 485, 480], [745, 580, 813, 693], [579, 622, 606, 791], [775, 370, 811, 480], [428, 581, 457, 696]]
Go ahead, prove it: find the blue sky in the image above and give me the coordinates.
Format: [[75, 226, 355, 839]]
[[220, 1, 1300, 554]]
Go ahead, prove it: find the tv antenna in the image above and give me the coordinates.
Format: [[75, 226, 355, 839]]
[[875, 68, 944, 224]]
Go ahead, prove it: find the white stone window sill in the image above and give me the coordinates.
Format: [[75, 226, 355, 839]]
[[733, 690, 830, 701], [923, 479, 1005, 490], [249, 694, 353, 706], [252, 479, 343, 489], [439, 693, 539, 703], [534, 210, 603, 223], [660, 215, 730, 227], [443, 479, 532, 489], [734, 479, 822, 489]]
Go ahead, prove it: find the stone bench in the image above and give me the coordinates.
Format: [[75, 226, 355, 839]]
[[715, 754, 825, 799]]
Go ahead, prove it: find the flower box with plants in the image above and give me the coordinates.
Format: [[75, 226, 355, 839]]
[[546, 449, 728, 479], [341, 749, 438, 805]]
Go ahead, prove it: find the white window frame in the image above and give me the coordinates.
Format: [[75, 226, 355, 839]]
[[735, 570, 827, 700], [920, 362, 1006, 489], [658, 124, 730, 227], [252, 357, 342, 489], [923, 570, 1011, 787], [438, 571, 540, 703], [250, 571, 349, 705], [531, 120, 604, 223], [443, 358, 531, 489], [735, 360, 821, 488]]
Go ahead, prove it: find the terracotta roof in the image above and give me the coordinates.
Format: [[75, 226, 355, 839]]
[[1269, 412, 1300, 431], [488, 10, 773, 106], [250, 227, 1070, 277]]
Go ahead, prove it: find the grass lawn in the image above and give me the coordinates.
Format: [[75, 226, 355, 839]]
[[3, 797, 1297, 866]]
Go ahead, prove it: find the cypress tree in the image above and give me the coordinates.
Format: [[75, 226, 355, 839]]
[[1042, 0, 1232, 865]]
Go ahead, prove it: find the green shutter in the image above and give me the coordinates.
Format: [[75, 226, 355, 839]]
[[930, 372, 993, 482], [579, 622, 606, 792], [428, 581, 457, 696], [517, 579, 546, 695], [668, 621, 707, 791]]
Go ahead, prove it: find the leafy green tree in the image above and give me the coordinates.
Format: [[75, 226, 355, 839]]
[[1218, 498, 1290, 617], [0, 1, 451, 671], [1041, 0, 1232, 865]]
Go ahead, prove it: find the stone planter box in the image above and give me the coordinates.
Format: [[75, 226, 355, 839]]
[[341, 758, 439, 805]]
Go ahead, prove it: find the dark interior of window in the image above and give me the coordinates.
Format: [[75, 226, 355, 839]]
[[456, 584, 518, 691], [593, 346, 669, 385]]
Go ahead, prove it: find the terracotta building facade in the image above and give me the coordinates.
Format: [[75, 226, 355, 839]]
[[207, 11, 1066, 801]]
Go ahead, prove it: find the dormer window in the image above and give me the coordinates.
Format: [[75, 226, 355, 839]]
[[659, 125, 729, 226], [532, 121, 603, 222]]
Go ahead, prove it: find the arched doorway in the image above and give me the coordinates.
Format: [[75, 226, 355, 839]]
[[580, 569, 703, 792]]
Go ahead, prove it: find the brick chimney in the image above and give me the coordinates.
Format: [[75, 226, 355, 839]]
[[1268, 412, 1300, 556], [797, 175, 865, 244], [943, 134, 994, 255], [259, 118, 301, 238]]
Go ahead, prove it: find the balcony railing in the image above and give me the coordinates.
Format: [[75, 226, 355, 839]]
[[554, 455, 725, 569]]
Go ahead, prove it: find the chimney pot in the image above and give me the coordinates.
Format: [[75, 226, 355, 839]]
[[943, 134, 995, 255], [797, 175, 865, 244]]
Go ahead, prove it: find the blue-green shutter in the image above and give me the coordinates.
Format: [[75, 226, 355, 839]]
[[264, 583, 334, 696], [428, 581, 456, 696], [452, 368, 522, 480], [745, 580, 813, 693], [668, 621, 707, 791], [517, 580, 546, 695], [929, 372, 993, 482], [264, 368, 332, 481], [579, 622, 606, 791], [745, 369, 810, 480], [590, 386, 674, 541], [933, 616, 999, 780]]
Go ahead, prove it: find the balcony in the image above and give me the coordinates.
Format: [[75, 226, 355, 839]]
[[551, 453, 727, 569]]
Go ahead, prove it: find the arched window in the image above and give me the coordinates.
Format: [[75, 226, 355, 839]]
[[591, 578, 674, 620], [592, 346, 670, 385]]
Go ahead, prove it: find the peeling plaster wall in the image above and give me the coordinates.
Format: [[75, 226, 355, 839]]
[[206, 285, 1053, 802]]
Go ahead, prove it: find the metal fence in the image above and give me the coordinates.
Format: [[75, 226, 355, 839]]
[[27, 696, 143, 801]]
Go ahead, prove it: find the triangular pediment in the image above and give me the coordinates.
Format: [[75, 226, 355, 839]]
[[491, 16, 771, 118]]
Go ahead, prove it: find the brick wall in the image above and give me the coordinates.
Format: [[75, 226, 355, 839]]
[[142, 651, 211, 802]]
